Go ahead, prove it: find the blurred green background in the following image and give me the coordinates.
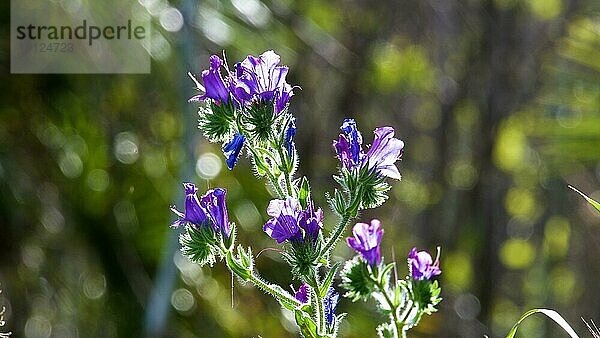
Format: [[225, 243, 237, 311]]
[[1, 0, 599, 337]]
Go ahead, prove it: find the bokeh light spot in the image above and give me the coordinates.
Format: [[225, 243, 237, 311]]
[[171, 288, 196, 313], [196, 153, 222, 179]]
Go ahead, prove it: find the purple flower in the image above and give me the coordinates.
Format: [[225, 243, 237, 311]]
[[295, 283, 310, 304], [285, 118, 296, 156], [333, 119, 363, 169], [170, 184, 232, 239], [263, 197, 323, 244], [298, 200, 323, 242], [170, 183, 207, 229], [323, 287, 339, 330], [346, 219, 384, 267], [333, 119, 404, 180], [189, 55, 231, 104], [233, 50, 294, 114], [200, 188, 231, 239], [263, 197, 302, 244], [408, 247, 441, 281], [365, 127, 404, 180], [223, 133, 246, 170]]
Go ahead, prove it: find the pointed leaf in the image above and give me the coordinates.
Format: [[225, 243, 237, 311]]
[[506, 308, 579, 338], [569, 185, 600, 213], [320, 262, 341, 298]]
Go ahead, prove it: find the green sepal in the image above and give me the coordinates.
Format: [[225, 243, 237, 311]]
[[298, 177, 311, 209], [378, 262, 396, 285], [222, 222, 236, 251], [376, 322, 396, 338], [197, 101, 235, 142], [327, 189, 347, 217], [286, 240, 322, 280], [340, 257, 376, 302], [243, 101, 276, 141], [179, 224, 217, 267]]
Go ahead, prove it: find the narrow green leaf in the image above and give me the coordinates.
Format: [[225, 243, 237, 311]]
[[319, 262, 341, 298], [569, 185, 600, 213], [379, 263, 395, 284], [506, 308, 579, 338]]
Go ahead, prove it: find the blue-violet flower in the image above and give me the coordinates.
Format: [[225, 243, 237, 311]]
[[333, 119, 404, 180], [200, 188, 231, 239], [223, 133, 246, 170], [285, 117, 296, 156], [170, 182, 207, 229], [234, 50, 294, 115], [295, 283, 310, 304], [346, 219, 383, 267], [263, 197, 323, 244], [323, 287, 339, 330], [189, 55, 231, 104], [170, 183, 231, 239], [408, 247, 441, 281]]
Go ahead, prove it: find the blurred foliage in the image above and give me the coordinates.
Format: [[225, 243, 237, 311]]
[[0, 0, 599, 337]]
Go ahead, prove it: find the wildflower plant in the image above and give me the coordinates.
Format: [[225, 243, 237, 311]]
[[171, 50, 443, 337]]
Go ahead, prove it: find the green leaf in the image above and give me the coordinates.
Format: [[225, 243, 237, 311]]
[[319, 262, 341, 298], [569, 185, 600, 213], [378, 263, 395, 285], [295, 309, 321, 338], [226, 251, 251, 281], [506, 308, 579, 338]]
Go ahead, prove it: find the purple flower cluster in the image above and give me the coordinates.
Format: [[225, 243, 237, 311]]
[[346, 219, 384, 267], [333, 119, 404, 180], [262, 197, 323, 244], [408, 247, 441, 281], [170, 183, 231, 239], [190, 50, 294, 114], [190, 51, 296, 171]]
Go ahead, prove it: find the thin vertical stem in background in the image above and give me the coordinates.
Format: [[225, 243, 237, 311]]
[[144, 0, 199, 336]]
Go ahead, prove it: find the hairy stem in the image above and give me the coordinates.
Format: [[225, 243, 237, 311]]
[[276, 146, 295, 197], [266, 171, 285, 199], [374, 279, 403, 338], [308, 269, 325, 334], [248, 273, 301, 309], [322, 213, 351, 255]]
